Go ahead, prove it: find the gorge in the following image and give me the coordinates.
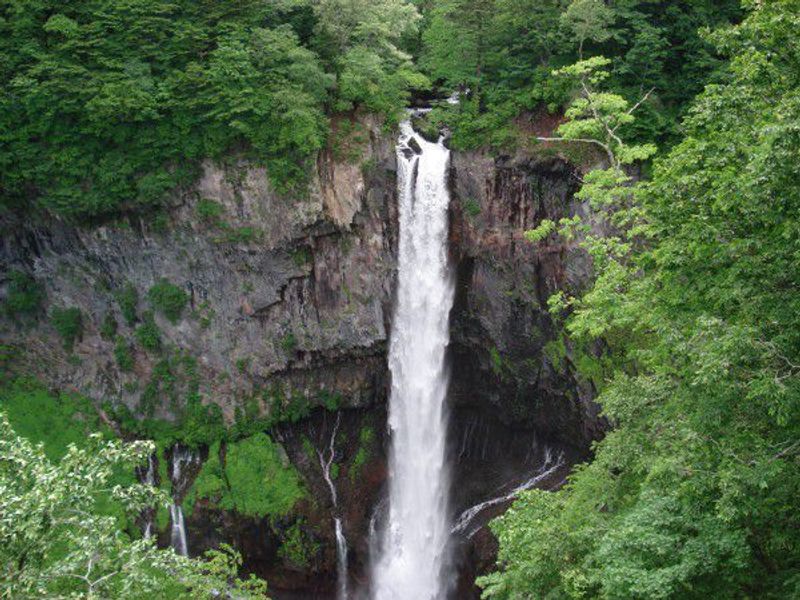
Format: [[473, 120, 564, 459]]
[[0, 112, 600, 598]]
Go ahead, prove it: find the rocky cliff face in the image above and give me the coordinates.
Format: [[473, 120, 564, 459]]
[[1, 117, 397, 419], [0, 120, 604, 597], [445, 150, 606, 597], [448, 150, 603, 446]]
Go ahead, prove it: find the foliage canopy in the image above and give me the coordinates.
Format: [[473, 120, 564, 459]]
[[481, 2, 800, 598]]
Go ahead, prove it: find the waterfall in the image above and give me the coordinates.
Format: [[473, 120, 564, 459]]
[[372, 119, 455, 599], [169, 445, 196, 557], [141, 454, 157, 539], [170, 503, 188, 557], [335, 518, 349, 600], [318, 413, 349, 600]]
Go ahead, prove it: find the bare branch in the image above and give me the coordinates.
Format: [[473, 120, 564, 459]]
[[626, 87, 656, 117]]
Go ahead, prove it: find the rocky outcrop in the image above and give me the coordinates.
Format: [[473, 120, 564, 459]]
[[448, 150, 603, 447], [0, 116, 397, 421]]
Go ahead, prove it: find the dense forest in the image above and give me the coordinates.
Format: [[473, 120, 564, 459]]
[[2, 0, 799, 598]]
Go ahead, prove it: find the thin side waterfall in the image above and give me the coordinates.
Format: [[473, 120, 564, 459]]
[[373, 119, 455, 599], [451, 449, 565, 540], [170, 445, 195, 557], [334, 519, 348, 600], [318, 413, 349, 600], [170, 503, 188, 557], [142, 454, 157, 539]]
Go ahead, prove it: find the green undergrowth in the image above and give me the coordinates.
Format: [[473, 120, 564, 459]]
[[2, 270, 45, 322], [0, 376, 311, 528], [1, 356, 348, 533], [350, 425, 375, 482], [278, 519, 320, 569], [0, 378, 108, 460], [115, 283, 138, 326], [182, 433, 304, 519], [147, 279, 188, 324], [50, 307, 83, 351], [0, 378, 138, 531]]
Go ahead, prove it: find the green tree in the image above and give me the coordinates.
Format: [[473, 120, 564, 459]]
[[200, 25, 331, 189], [422, 0, 495, 89], [481, 2, 800, 598], [314, 0, 427, 118], [0, 414, 269, 598], [527, 55, 655, 250], [561, 0, 616, 57]]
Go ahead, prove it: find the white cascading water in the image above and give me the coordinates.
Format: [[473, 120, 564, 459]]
[[372, 119, 455, 599], [170, 503, 188, 557], [170, 445, 195, 557], [334, 520, 349, 600], [317, 413, 349, 600], [450, 449, 565, 540]]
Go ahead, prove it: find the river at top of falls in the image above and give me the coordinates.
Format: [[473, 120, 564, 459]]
[[372, 118, 456, 600]]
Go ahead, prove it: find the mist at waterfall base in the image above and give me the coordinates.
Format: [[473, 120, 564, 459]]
[[371, 120, 456, 600]]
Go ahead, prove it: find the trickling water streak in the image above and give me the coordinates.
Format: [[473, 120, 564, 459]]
[[170, 445, 196, 557], [141, 454, 157, 539], [451, 450, 565, 540], [372, 120, 455, 599], [318, 413, 341, 508], [335, 518, 349, 600], [170, 503, 188, 556], [318, 413, 349, 599]]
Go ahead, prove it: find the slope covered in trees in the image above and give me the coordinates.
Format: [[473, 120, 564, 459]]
[[0, 0, 424, 219], [420, 0, 742, 148]]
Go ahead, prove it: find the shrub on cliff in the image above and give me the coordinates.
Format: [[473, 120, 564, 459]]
[[3, 271, 44, 322], [114, 336, 135, 372], [115, 283, 139, 326], [50, 307, 83, 351], [183, 433, 304, 519], [135, 313, 161, 352], [148, 279, 188, 324]]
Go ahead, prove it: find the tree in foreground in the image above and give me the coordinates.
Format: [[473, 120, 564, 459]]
[[0, 414, 268, 599], [481, 1, 800, 598]]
